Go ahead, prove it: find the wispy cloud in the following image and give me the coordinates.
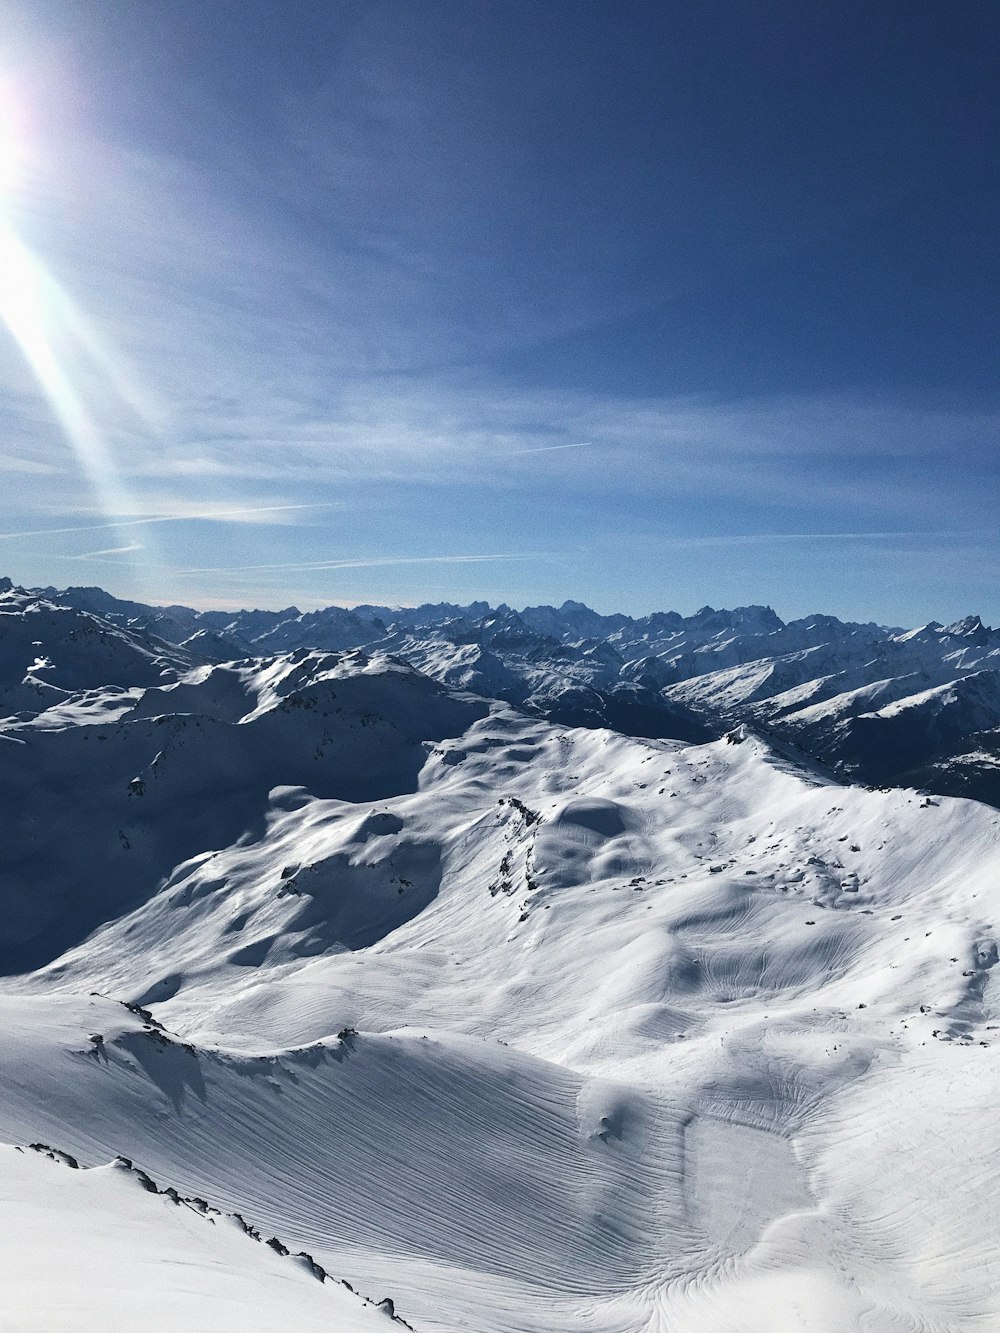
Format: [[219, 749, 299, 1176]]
[[171, 552, 557, 576], [0, 451, 61, 475], [0, 502, 334, 541], [72, 542, 144, 560], [91, 382, 999, 523]]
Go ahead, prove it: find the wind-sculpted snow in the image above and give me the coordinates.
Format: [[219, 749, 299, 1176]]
[[0, 645, 486, 972], [6, 581, 1000, 1329]]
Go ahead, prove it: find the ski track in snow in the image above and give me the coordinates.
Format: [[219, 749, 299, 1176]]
[[3, 625, 1000, 1329]]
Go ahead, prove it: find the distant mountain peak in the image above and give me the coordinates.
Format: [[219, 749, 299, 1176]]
[[943, 614, 990, 639]]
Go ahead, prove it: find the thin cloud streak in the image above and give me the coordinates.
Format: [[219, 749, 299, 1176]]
[[508, 441, 594, 456], [171, 552, 559, 576], [657, 530, 944, 550], [0, 502, 334, 541], [72, 542, 144, 559]]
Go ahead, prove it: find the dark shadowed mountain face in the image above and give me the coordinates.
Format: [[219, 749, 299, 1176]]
[[0, 628, 488, 974], [10, 580, 1000, 807]]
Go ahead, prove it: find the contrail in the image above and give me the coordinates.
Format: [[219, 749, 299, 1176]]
[[509, 441, 594, 456]]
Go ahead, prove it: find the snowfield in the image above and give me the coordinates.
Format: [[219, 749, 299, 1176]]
[[4, 582, 1000, 1330]]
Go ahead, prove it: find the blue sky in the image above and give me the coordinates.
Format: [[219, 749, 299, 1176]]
[[0, 0, 998, 622]]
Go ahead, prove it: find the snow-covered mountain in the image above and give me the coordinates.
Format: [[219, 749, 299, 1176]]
[[5, 575, 1000, 1330], [33, 579, 1000, 806]]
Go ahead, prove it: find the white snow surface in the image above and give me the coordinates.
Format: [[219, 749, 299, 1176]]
[[0, 1144, 392, 1332], [4, 624, 1000, 1329]]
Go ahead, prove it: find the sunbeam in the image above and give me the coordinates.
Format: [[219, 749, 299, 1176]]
[[0, 78, 159, 583], [0, 230, 129, 512]]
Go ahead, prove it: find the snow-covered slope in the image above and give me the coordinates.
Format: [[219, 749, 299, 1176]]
[[0, 586, 191, 720], [0, 1143, 399, 1333], [5, 580, 1000, 1330]]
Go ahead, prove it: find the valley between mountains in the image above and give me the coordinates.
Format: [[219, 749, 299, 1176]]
[[3, 578, 1000, 1331]]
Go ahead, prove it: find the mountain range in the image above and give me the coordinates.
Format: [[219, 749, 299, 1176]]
[[19, 576, 1000, 807], [4, 574, 1000, 1329]]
